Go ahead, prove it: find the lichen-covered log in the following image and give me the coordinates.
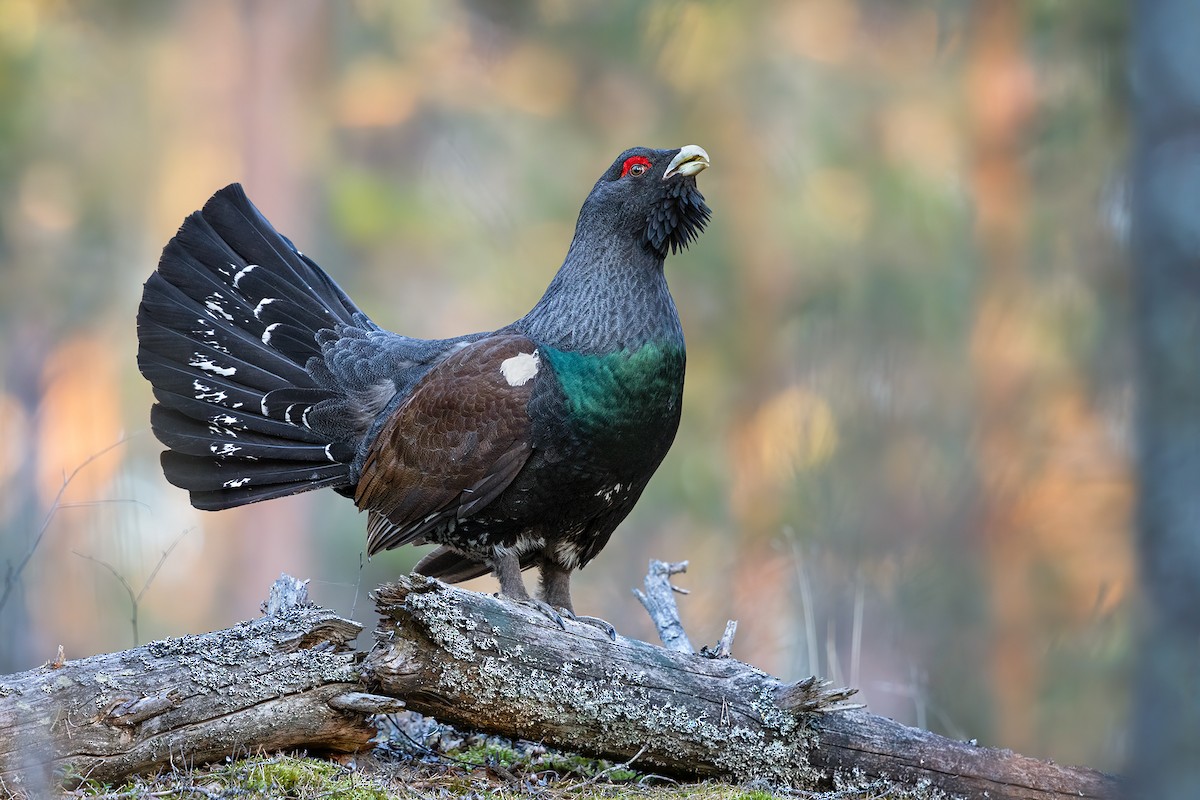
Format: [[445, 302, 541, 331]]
[[0, 602, 387, 795], [808, 708, 1120, 800], [366, 575, 827, 784], [364, 575, 1120, 799]]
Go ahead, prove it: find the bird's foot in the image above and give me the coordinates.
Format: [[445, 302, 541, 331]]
[[516, 597, 567, 631], [508, 597, 616, 639], [561, 609, 618, 640]]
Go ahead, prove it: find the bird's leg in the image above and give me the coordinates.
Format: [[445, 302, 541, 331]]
[[492, 547, 567, 630], [492, 548, 530, 602], [539, 560, 575, 613], [539, 560, 617, 640]]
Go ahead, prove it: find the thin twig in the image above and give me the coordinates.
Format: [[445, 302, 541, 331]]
[[74, 528, 192, 645], [784, 525, 820, 678], [57, 498, 151, 513], [0, 436, 131, 615], [851, 572, 865, 691], [351, 550, 364, 620], [73, 551, 137, 640], [826, 618, 842, 687], [584, 742, 651, 786], [139, 529, 193, 610], [714, 620, 738, 658]]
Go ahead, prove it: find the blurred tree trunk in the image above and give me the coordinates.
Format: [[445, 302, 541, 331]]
[[1129, 2, 1200, 796], [966, 0, 1038, 749], [0, 327, 49, 674]]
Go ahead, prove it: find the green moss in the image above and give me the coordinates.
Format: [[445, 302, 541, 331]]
[[76, 755, 391, 800], [451, 741, 523, 769], [538, 751, 639, 782], [447, 741, 641, 783], [241, 757, 389, 799]]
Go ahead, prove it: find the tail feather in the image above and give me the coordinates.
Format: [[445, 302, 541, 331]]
[[412, 545, 539, 585], [150, 405, 354, 462], [138, 350, 270, 414], [229, 262, 351, 334], [160, 451, 348, 494], [200, 187, 362, 321], [186, 474, 351, 510], [138, 183, 377, 510], [150, 389, 329, 445], [259, 387, 339, 425], [139, 317, 310, 394], [412, 546, 493, 584], [140, 270, 316, 387], [255, 323, 327, 366]]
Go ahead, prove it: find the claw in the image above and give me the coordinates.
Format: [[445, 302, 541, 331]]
[[514, 598, 618, 639], [566, 618, 614, 642], [561, 609, 618, 640], [521, 598, 567, 630]]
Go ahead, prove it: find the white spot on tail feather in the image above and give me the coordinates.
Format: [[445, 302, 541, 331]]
[[253, 298, 277, 320], [223, 477, 251, 488], [500, 351, 539, 387], [208, 415, 240, 436], [211, 442, 241, 456], [261, 322, 280, 345], [194, 320, 229, 354], [190, 354, 237, 377], [193, 380, 228, 404], [205, 294, 233, 322], [233, 264, 258, 288]]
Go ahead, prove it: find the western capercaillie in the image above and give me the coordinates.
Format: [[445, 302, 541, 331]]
[[137, 145, 711, 628]]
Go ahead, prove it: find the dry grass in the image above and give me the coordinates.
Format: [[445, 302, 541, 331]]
[[62, 751, 905, 800]]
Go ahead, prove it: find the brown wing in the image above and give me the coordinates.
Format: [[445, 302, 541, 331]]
[[355, 334, 539, 556]]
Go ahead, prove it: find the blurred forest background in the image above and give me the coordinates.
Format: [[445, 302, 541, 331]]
[[0, 0, 1129, 772]]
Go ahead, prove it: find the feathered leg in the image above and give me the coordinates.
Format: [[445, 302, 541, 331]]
[[539, 559, 616, 639]]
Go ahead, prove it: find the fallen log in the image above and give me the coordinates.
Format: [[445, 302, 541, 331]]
[[0, 572, 1120, 799], [0, 577, 399, 796], [364, 574, 1120, 800]]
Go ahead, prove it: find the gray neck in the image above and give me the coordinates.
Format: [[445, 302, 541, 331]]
[[517, 222, 684, 355]]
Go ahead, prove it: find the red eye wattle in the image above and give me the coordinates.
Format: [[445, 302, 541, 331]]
[[620, 156, 652, 178]]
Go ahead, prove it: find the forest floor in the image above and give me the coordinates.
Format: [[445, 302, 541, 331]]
[[62, 711, 907, 800]]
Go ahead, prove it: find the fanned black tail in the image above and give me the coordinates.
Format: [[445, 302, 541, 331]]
[[137, 184, 366, 510]]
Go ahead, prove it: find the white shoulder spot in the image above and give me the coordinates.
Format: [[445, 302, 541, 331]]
[[500, 350, 540, 387]]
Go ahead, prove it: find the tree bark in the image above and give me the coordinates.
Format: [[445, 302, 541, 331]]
[[0, 589, 394, 795], [0, 574, 1119, 799]]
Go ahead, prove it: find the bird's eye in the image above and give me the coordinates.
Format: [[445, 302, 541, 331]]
[[621, 156, 652, 178]]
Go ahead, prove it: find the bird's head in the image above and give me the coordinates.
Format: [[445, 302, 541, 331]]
[[579, 145, 712, 260]]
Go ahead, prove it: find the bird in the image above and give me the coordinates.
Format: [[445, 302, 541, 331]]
[[136, 144, 711, 627]]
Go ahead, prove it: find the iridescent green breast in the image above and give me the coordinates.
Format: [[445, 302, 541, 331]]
[[539, 342, 685, 439]]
